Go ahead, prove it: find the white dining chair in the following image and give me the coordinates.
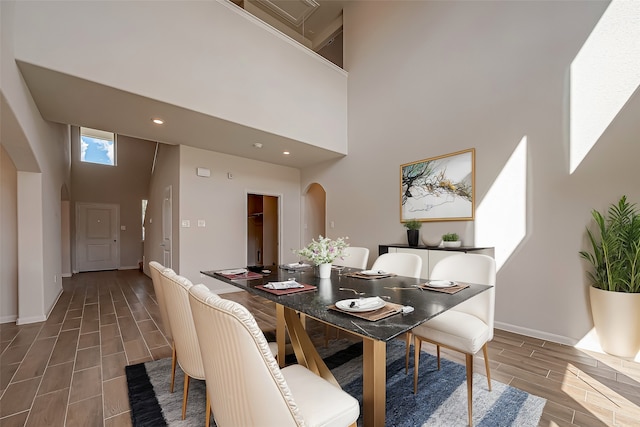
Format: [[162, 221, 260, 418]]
[[368, 252, 424, 352], [336, 246, 370, 269], [324, 246, 371, 345], [188, 283, 360, 427], [371, 252, 422, 279], [409, 253, 496, 427], [159, 269, 210, 426], [148, 261, 177, 392]]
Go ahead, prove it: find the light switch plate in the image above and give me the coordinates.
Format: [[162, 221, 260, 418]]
[[181, 220, 191, 228], [197, 220, 206, 227]]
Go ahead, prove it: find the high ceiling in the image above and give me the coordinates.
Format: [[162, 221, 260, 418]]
[[18, 0, 346, 169], [239, 0, 345, 49]]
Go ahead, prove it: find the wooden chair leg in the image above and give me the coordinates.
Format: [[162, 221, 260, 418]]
[[405, 331, 412, 374], [182, 373, 190, 420], [205, 389, 211, 427], [466, 354, 474, 427], [483, 344, 492, 391], [436, 345, 441, 370], [413, 336, 421, 393], [170, 343, 177, 393]]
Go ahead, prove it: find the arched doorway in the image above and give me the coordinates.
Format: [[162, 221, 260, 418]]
[[303, 183, 326, 245]]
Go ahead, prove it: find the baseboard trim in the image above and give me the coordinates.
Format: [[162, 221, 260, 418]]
[[45, 287, 63, 319], [495, 321, 578, 347], [61, 273, 72, 278], [118, 266, 140, 271], [0, 315, 18, 324], [17, 314, 47, 325]]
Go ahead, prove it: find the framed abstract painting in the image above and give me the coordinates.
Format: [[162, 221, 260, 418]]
[[400, 148, 475, 222]]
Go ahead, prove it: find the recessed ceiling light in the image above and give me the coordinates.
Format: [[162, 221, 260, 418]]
[[152, 118, 164, 125], [253, 142, 263, 149], [283, 151, 290, 155]]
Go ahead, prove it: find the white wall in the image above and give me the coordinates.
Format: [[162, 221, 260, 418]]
[[0, 145, 18, 323], [12, 0, 347, 153], [1, 0, 70, 324], [145, 143, 180, 274], [177, 145, 301, 293], [61, 200, 71, 277], [302, 0, 640, 345]]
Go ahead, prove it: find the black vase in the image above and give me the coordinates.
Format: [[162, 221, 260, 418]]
[[407, 230, 419, 247]]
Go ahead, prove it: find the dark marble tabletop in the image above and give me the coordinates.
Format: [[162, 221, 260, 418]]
[[201, 266, 491, 342]]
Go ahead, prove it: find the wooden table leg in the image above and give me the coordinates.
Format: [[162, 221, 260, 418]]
[[363, 338, 386, 427], [276, 304, 286, 368], [283, 307, 339, 387]]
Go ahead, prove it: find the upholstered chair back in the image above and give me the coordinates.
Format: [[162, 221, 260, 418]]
[[159, 270, 204, 380], [371, 252, 422, 278], [148, 261, 172, 340], [337, 247, 370, 269], [430, 253, 496, 340], [188, 284, 304, 426]]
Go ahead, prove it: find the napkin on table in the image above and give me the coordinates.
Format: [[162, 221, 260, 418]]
[[264, 281, 305, 290], [219, 268, 247, 275], [351, 296, 384, 309]]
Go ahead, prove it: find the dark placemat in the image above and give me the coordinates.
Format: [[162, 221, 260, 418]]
[[417, 282, 470, 294], [255, 283, 317, 295], [344, 272, 397, 280], [328, 301, 403, 321], [207, 270, 264, 280]]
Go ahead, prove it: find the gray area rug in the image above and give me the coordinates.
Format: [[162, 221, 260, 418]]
[[127, 339, 546, 426]]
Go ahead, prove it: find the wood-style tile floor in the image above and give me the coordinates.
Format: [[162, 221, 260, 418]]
[[1, 270, 639, 426]]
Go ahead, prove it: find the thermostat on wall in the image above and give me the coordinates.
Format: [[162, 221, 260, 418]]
[[196, 167, 211, 177]]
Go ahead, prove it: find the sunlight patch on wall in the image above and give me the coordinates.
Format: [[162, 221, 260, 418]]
[[569, 0, 640, 174], [475, 136, 527, 270]]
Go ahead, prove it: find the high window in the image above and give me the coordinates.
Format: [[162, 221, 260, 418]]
[[80, 127, 116, 166]]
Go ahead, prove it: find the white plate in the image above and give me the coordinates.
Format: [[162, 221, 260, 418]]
[[219, 268, 247, 275], [427, 280, 455, 288], [336, 298, 386, 312], [361, 270, 387, 276]]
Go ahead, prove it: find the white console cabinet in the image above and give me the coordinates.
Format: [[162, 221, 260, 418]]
[[378, 244, 494, 280]]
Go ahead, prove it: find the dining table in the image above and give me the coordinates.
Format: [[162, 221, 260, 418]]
[[202, 265, 491, 427]]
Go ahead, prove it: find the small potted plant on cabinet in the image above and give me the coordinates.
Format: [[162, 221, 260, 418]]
[[404, 219, 422, 247], [442, 233, 461, 248], [579, 195, 640, 357]]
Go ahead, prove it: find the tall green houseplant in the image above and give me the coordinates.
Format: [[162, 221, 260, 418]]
[[579, 195, 640, 357], [580, 196, 640, 293]]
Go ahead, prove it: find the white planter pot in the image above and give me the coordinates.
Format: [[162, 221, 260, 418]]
[[442, 241, 461, 248], [590, 286, 640, 358], [318, 263, 332, 279]]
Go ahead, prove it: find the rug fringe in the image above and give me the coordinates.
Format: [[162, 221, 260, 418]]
[[125, 363, 168, 427]]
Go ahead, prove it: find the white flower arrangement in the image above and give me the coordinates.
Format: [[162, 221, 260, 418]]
[[294, 235, 349, 265]]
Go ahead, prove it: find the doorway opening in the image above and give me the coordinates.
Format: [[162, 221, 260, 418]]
[[303, 183, 326, 245], [247, 194, 279, 270]]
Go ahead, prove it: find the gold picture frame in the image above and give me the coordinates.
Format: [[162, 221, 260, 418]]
[[400, 148, 475, 222]]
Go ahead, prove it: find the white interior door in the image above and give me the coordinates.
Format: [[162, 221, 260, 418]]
[[162, 185, 172, 268], [76, 202, 119, 272]]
